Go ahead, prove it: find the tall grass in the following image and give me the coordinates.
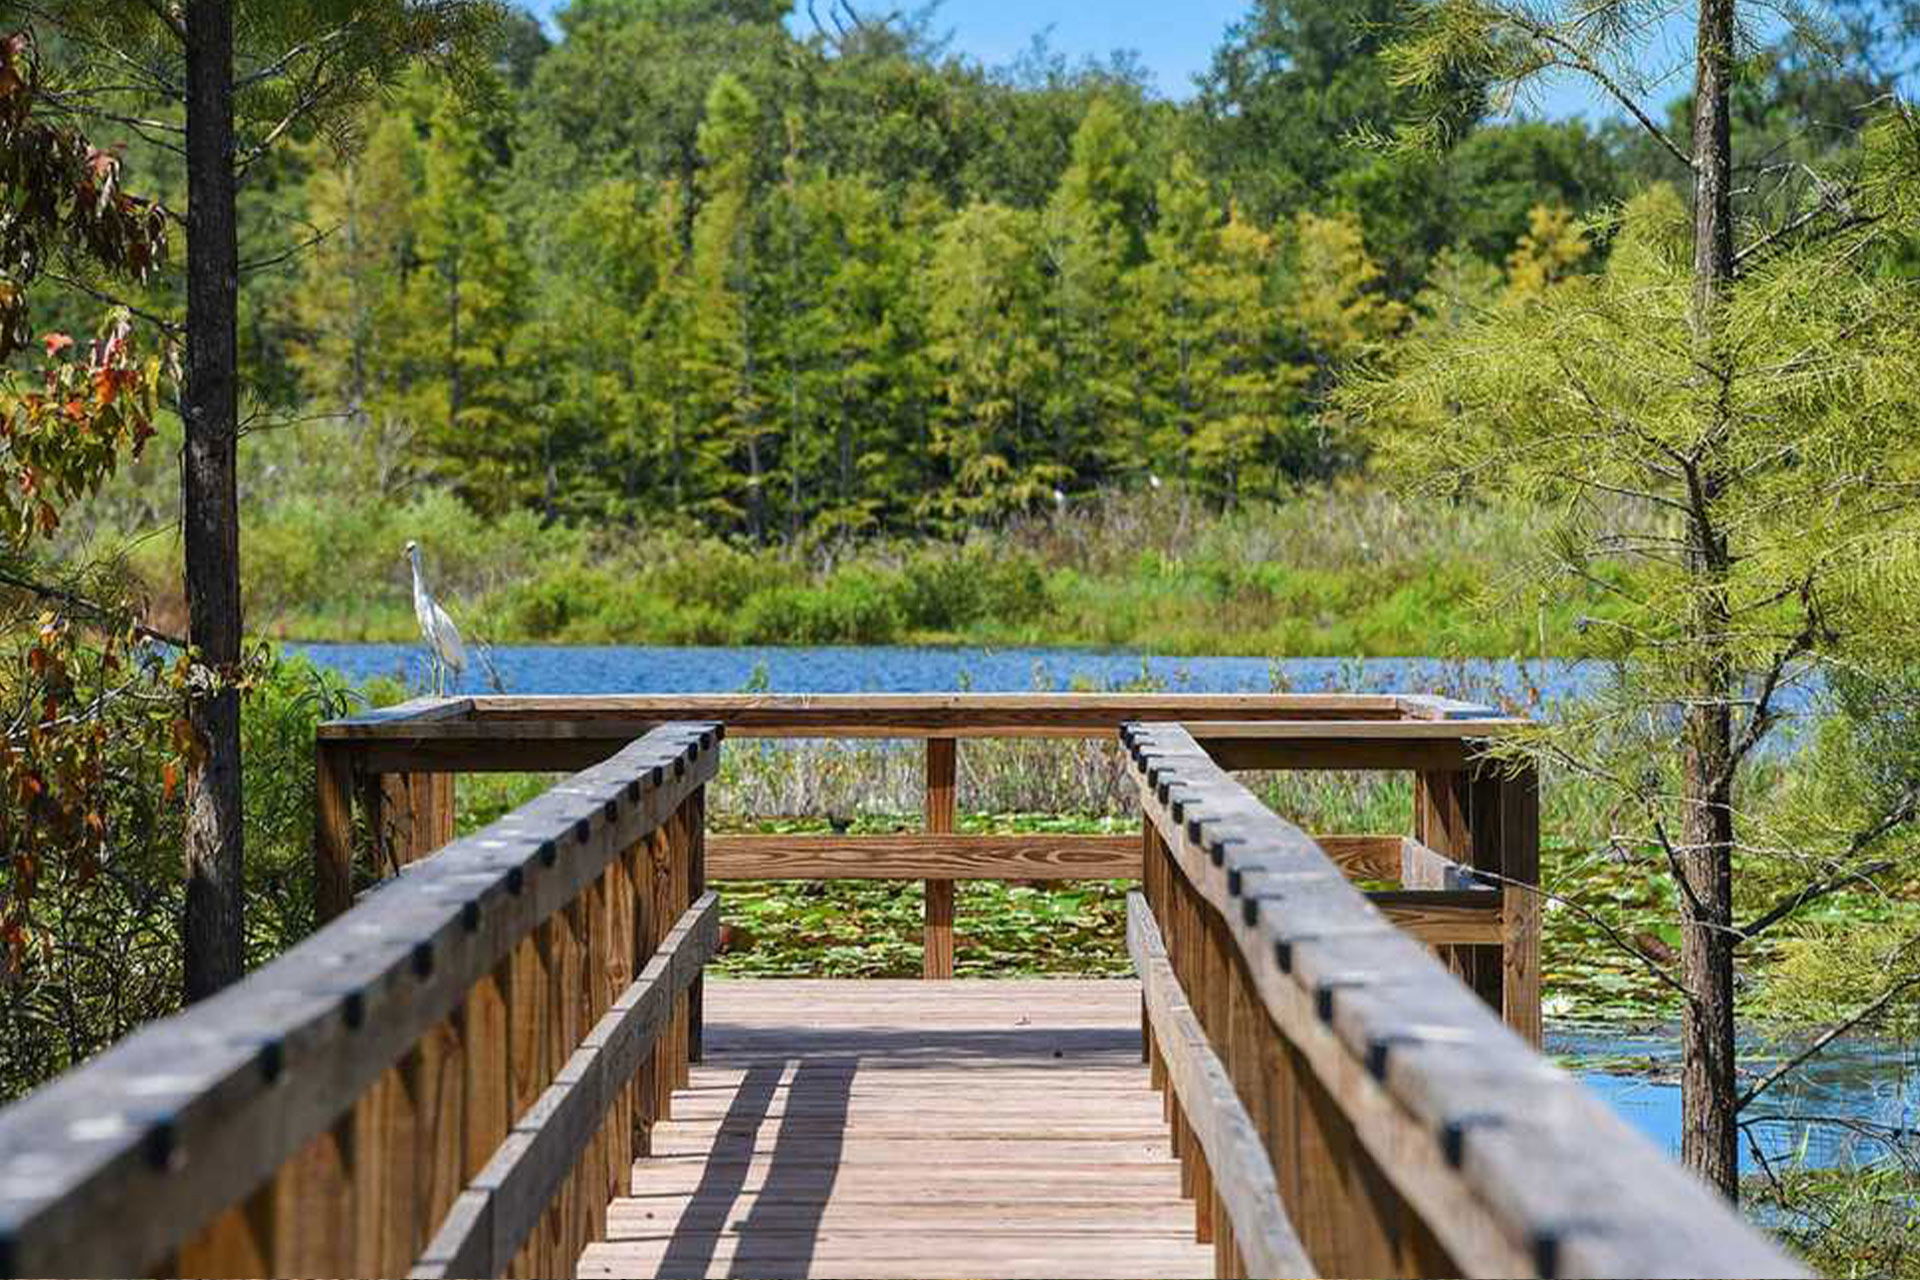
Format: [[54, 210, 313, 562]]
[[72, 432, 1621, 657]]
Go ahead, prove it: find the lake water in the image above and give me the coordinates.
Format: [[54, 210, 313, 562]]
[[295, 641, 1897, 1171], [1557, 1025, 1916, 1174], [292, 641, 1595, 711]]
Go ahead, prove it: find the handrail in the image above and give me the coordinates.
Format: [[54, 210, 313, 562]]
[[1129, 892, 1312, 1279], [0, 722, 722, 1279], [414, 891, 719, 1278], [314, 692, 1533, 987], [1122, 722, 1802, 1278]]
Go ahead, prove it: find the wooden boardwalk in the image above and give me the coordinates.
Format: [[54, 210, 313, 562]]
[[579, 979, 1213, 1280]]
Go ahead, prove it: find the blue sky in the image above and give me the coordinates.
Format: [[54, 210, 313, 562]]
[[525, 0, 1677, 122]]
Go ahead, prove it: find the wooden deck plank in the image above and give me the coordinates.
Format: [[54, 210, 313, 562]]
[[582, 979, 1212, 1280]]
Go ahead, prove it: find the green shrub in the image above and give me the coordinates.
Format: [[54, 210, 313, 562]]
[[897, 543, 1050, 632], [737, 571, 904, 644], [645, 536, 797, 615]]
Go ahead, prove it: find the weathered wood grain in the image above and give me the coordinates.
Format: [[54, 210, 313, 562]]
[[709, 832, 1135, 880], [585, 979, 1212, 1280], [1129, 894, 1314, 1279], [1365, 890, 1504, 946], [412, 893, 720, 1279], [321, 694, 1516, 774], [923, 738, 957, 980], [0, 723, 721, 1278], [314, 742, 356, 921], [706, 832, 1416, 887], [1122, 721, 1805, 1280]]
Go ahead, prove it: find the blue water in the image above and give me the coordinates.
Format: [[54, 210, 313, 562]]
[[293, 641, 1896, 1172], [292, 642, 1593, 712], [1556, 1026, 1917, 1173]]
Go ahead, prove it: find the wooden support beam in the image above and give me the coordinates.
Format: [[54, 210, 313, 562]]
[[923, 738, 956, 979], [1366, 891, 1503, 946], [1497, 764, 1543, 1048], [705, 831, 1410, 884], [314, 741, 356, 922], [709, 832, 1137, 880]]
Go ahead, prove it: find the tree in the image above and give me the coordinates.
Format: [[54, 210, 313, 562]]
[[686, 72, 769, 537], [406, 84, 532, 514], [1282, 209, 1406, 475], [288, 112, 417, 436], [1039, 97, 1147, 488], [0, 29, 171, 979], [19, 0, 502, 1000], [921, 201, 1056, 522], [1367, 0, 1920, 1194], [1129, 155, 1304, 496], [1194, 0, 1411, 221], [1500, 203, 1589, 303]]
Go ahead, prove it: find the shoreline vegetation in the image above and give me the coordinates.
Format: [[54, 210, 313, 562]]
[[94, 476, 1626, 658]]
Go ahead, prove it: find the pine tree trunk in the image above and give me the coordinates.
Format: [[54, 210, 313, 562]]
[[1679, 0, 1741, 1200], [182, 0, 245, 1003]]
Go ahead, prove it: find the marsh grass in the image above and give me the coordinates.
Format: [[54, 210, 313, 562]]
[[88, 474, 1627, 656]]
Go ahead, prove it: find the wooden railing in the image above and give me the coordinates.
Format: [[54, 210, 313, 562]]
[[0, 693, 1817, 1279], [314, 693, 1538, 1015], [1123, 721, 1802, 1279], [0, 722, 721, 1278]]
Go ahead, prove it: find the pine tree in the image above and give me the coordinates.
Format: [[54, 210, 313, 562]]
[[686, 73, 770, 537], [1129, 155, 1304, 499], [286, 99, 426, 494], [921, 201, 1058, 523], [406, 88, 533, 515], [1039, 97, 1146, 489], [1501, 203, 1591, 303], [1354, 101, 1920, 1198], [534, 175, 687, 520]]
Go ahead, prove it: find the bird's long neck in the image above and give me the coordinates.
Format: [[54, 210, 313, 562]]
[[409, 550, 427, 602]]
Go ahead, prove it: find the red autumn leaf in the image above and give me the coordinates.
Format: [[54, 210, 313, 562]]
[[42, 332, 72, 357]]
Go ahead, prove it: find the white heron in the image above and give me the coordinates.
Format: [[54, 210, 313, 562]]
[[1052, 487, 1067, 511], [1148, 472, 1163, 490], [405, 540, 466, 694]]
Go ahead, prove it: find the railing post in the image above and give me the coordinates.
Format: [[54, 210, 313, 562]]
[[923, 736, 957, 979], [1413, 767, 1485, 998], [1415, 756, 1543, 1047], [314, 741, 356, 922], [315, 749, 457, 926], [380, 772, 455, 870], [1496, 761, 1542, 1046]]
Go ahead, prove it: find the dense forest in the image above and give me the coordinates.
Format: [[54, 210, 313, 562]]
[[73, 0, 1879, 540]]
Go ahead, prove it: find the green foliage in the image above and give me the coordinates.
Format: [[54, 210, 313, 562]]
[[21, 0, 1707, 540], [160, 459, 1622, 656], [0, 652, 354, 1099], [1363, 0, 1920, 1205], [1194, 0, 1411, 219]]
